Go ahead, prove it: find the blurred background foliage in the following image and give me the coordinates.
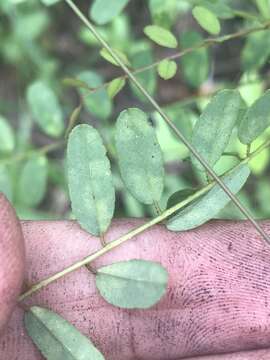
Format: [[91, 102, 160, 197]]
[[0, 0, 270, 221]]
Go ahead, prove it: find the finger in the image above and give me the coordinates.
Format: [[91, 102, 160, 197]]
[[1, 219, 270, 359], [187, 347, 270, 359], [0, 194, 25, 333]]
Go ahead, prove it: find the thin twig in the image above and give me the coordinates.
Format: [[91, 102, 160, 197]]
[[74, 21, 270, 100]]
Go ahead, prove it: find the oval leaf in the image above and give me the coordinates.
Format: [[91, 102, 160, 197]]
[[238, 89, 270, 144], [24, 306, 105, 360], [26, 81, 64, 138], [144, 25, 178, 48], [157, 59, 177, 80], [115, 108, 164, 205], [107, 77, 126, 99], [191, 90, 245, 171], [100, 47, 130, 67], [192, 6, 221, 35], [0, 115, 15, 153], [67, 124, 115, 236], [77, 71, 112, 120], [167, 164, 250, 231], [17, 155, 48, 207], [90, 0, 129, 24], [96, 259, 168, 309], [180, 31, 209, 88]]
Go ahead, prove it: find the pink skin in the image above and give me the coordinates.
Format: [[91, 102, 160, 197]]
[[1, 194, 270, 359]]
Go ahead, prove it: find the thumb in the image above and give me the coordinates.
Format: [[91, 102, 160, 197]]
[[0, 193, 25, 332]]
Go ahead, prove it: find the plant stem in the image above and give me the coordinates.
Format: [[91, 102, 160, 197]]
[[18, 138, 270, 302], [63, 0, 270, 243], [78, 22, 270, 100]]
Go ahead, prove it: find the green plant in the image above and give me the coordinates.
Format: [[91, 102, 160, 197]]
[[1, 0, 270, 357]]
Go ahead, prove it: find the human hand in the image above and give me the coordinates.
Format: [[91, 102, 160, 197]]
[[1, 193, 270, 359]]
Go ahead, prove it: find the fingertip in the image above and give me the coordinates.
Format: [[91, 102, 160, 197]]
[[0, 193, 25, 332]]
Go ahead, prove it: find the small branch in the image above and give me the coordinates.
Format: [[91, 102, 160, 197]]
[[77, 20, 270, 101]]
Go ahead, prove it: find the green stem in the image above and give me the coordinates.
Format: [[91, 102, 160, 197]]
[[78, 22, 270, 101], [18, 138, 270, 302], [63, 0, 270, 243]]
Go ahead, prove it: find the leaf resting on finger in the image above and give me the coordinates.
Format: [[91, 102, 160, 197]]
[[24, 306, 105, 360], [115, 108, 164, 205], [95, 259, 168, 309], [166, 164, 250, 231], [67, 124, 115, 236]]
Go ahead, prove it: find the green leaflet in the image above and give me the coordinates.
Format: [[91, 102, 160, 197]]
[[129, 43, 157, 102], [238, 90, 270, 144], [144, 25, 178, 48], [241, 30, 270, 72], [0, 115, 15, 153], [157, 59, 177, 80], [115, 108, 164, 205], [180, 31, 209, 88], [0, 165, 13, 202], [77, 71, 112, 120], [100, 47, 130, 67], [192, 6, 221, 35], [166, 164, 250, 231], [90, 0, 130, 25], [17, 155, 48, 207], [191, 89, 245, 171], [26, 81, 64, 138], [96, 260, 168, 309], [24, 306, 105, 360], [107, 77, 126, 99], [67, 124, 115, 236]]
